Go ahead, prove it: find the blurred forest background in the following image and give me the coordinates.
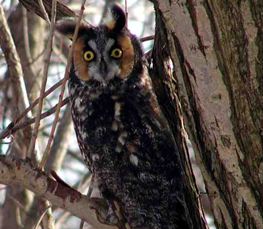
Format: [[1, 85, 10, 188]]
[[0, 0, 214, 228]]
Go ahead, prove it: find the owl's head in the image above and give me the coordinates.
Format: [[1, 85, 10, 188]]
[[56, 5, 143, 84]]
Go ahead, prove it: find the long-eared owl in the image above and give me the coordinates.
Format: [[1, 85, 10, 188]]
[[56, 5, 191, 229]]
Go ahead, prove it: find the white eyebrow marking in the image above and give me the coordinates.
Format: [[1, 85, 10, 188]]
[[105, 38, 115, 52], [88, 40, 99, 54]]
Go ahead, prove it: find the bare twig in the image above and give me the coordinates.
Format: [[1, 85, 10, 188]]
[[15, 205, 23, 228], [35, 19, 57, 216], [45, 104, 72, 173], [0, 4, 41, 159], [22, 7, 33, 64], [7, 193, 29, 213], [38, 0, 51, 25], [27, 0, 57, 159], [0, 5, 31, 116], [6, 98, 69, 147], [79, 220, 85, 229], [34, 205, 51, 229], [125, 0, 128, 28], [53, 44, 68, 65], [39, 0, 87, 170], [0, 79, 64, 140], [140, 35, 154, 42]]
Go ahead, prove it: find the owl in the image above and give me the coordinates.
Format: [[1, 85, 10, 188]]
[[56, 5, 192, 229]]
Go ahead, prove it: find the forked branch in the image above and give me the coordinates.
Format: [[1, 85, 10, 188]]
[[0, 155, 116, 229]]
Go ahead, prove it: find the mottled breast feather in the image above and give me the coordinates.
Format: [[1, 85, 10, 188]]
[[56, 4, 192, 229]]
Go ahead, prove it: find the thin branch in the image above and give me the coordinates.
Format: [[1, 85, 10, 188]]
[[39, 0, 87, 170], [45, 104, 72, 173], [53, 44, 68, 65], [140, 35, 154, 42], [34, 205, 51, 229], [5, 97, 69, 139], [39, 200, 55, 229], [27, 0, 57, 159], [22, 7, 33, 64], [0, 5, 31, 116], [79, 220, 85, 229], [0, 4, 41, 158], [125, 0, 128, 28], [33, 1, 58, 220], [0, 79, 64, 140], [38, 0, 51, 25], [7, 193, 29, 213]]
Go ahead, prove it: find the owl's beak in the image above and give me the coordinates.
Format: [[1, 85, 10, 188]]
[[94, 58, 117, 83], [99, 60, 107, 76]]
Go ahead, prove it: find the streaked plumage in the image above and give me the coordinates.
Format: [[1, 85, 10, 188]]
[[56, 5, 191, 229]]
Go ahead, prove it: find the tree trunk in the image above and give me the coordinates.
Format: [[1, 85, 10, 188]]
[[152, 0, 263, 228]]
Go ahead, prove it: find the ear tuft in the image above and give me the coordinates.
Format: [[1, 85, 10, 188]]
[[56, 18, 91, 39], [103, 4, 126, 32]]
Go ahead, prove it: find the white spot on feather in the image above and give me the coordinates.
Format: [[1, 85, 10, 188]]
[[74, 97, 81, 108], [89, 92, 101, 100], [111, 102, 122, 130], [111, 95, 119, 100], [115, 131, 128, 153], [82, 131, 88, 139], [111, 120, 118, 131], [88, 110, 93, 116], [70, 87, 75, 94], [80, 115, 87, 121], [129, 154, 139, 166], [115, 145, 122, 153], [118, 131, 128, 145], [114, 102, 121, 117], [92, 154, 100, 161], [74, 97, 85, 112]]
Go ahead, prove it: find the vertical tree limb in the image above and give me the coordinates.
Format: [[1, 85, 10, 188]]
[[0, 5, 31, 118], [27, 0, 57, 159], [39, 0, 87, 170]]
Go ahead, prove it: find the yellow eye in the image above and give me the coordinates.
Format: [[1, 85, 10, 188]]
[[83, 51, 94, 62], [111, 48, 122, 59]]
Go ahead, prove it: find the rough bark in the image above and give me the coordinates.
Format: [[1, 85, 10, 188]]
[[152, 0, 263, 228], [150, 2, 207, 229]]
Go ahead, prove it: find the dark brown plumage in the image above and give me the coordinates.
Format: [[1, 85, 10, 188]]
[[56, 5, 192, 229]]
